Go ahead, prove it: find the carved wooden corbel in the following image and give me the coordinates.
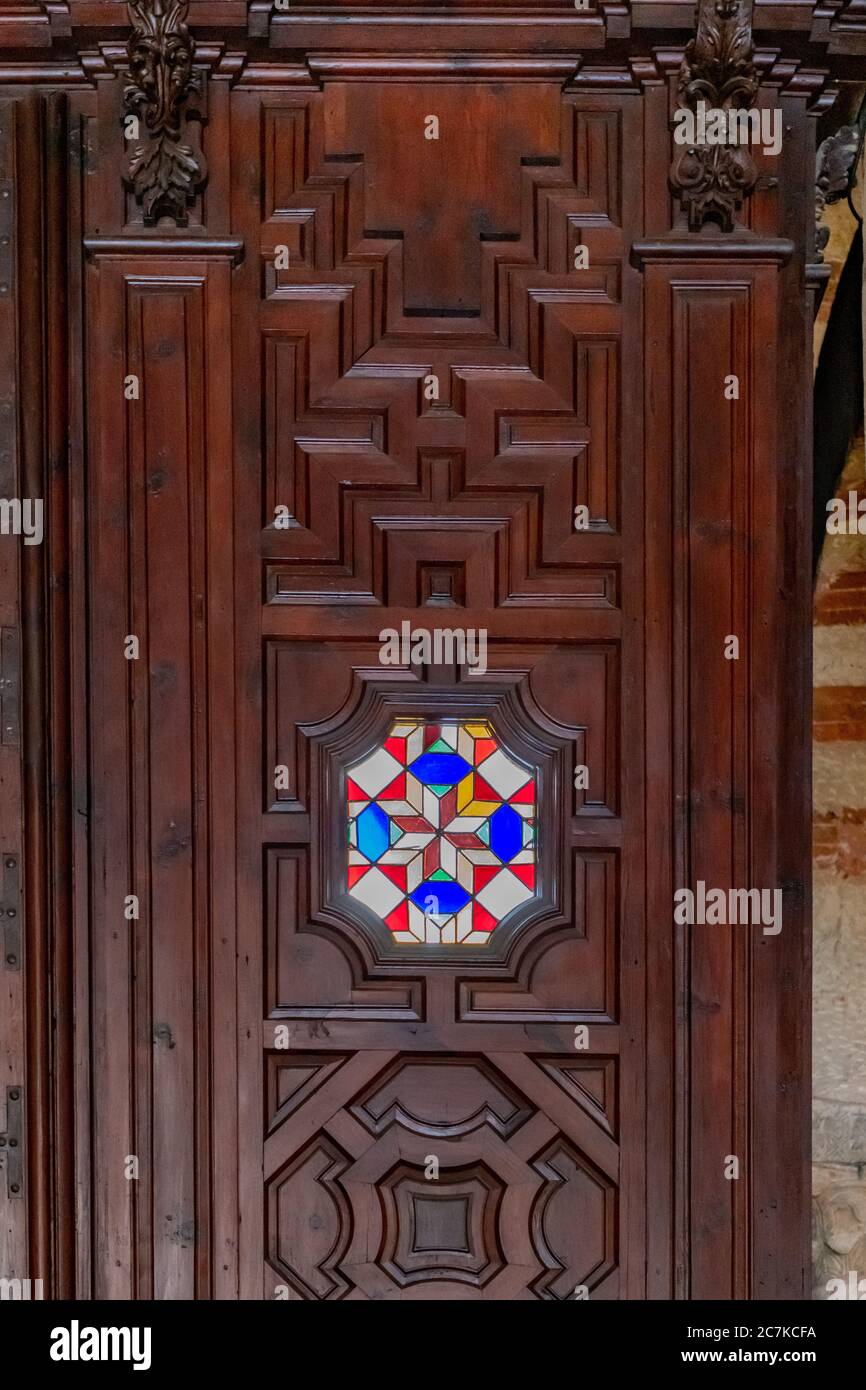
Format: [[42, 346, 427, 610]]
[[670, 0, 760, 232], [815, 124, 862, 257], [123, 0, 207, 226]]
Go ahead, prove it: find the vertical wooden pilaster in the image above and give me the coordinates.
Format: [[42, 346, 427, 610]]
[[634, 232, 809, 1297]]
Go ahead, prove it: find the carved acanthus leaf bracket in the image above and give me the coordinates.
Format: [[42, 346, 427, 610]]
[[123, 0, 207, 227], [670, 0, 760, 233], [815, 124, 862, 258]]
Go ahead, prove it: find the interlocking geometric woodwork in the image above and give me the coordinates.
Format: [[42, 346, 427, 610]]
[[531, 1139, 614, 1299], [267, 1054, 351, 1134], [33, 5, 810, 1302], [349, 1056, 533, 1138], [265, 1055, 618, 1300], [378, 1164, 506, 1288], [259, 86, 627, 607], [268, 1137, 353, 1300], [538, 1057, 618, 1137]]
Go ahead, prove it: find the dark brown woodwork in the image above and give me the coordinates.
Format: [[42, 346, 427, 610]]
[[123, 0, 207, 226], [0, 0, 847, 1300], [670, 0, 760, 231]]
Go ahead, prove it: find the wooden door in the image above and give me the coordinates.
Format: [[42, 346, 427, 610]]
[[88, 69, 638, 1302], [1, 0, 821, 1300], [231, 69, 644, 1302]]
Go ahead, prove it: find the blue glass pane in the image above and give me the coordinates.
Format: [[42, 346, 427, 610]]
[[356, 802, 390, 862], [409, 879, 471, 914], [488, 803, 523, 863], [409, 752, 472, 787]]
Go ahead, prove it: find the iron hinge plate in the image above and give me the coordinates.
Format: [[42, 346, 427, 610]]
[[0, 1085, 23, 1199], [0, 627, 20, 747], [0, 851, 20, 971]]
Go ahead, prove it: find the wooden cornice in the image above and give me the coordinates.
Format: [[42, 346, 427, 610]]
[[0, 2, 863, 67]]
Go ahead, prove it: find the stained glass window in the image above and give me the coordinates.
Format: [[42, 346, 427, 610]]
[[346, 720, 537, 945]]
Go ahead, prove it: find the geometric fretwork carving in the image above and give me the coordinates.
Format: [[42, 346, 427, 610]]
[[536, 1057, 618, 1137], [456, 847, 619, 1021], [267, 1136, 353, 1300], [418, 561, 466, 608], [530, 1140, 617, 1300], [259, 85, 625, 606], [349, 1057, 534, 1139], [255, 79, 628, 1299], [327, 82, 561, 314], [264, 1053, 619, 1299], [267, 1054, 351, 1133]]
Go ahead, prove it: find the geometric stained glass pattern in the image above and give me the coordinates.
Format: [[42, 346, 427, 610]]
[[347, 720, 537, 945]]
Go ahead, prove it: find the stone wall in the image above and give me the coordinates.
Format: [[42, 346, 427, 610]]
[[813, 422, 866, 1299], [811, 174, 866, 1300]]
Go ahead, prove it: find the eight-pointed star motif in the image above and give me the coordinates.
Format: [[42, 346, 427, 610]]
[[347, 720, 537, 945]]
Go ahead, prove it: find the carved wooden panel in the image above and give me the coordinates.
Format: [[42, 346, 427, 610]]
[[264, 1054, 618, 1299], [265, 641, 619, 988], [636, 236, 806, 1297], [252, 83, 633, 610], [3, 0, 819, 1301], [83, 248, 238, 1298], [234, 68, 640, 1299]]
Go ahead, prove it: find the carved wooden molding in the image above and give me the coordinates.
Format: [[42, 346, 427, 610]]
[[0, 1, 864, 59], [670, 0, 760, 233], [123, 0, 207, 226]]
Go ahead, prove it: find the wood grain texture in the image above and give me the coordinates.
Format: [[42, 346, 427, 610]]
[[85, 248, 236, 1297], [233, 70, 641, 1299], [635, 233, 807, 1297], [0, 7, 823, 1300]]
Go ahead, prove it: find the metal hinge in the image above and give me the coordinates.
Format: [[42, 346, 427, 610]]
[[0, 627, 19, 747], [0, 852, 20, 970], [0, 1086, 23, 1198]]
